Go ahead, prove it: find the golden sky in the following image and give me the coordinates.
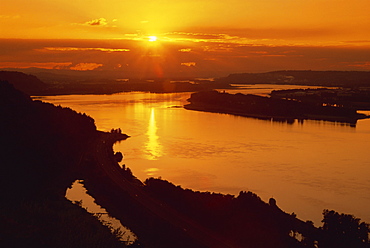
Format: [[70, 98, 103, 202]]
[[1, 0, 370, 76]]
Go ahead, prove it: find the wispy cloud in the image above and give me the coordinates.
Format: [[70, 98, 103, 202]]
[[70, 63, 103, 71], [0, 62, 72, 69], [73, 18, 120, 28], [181, 62, 196, 67], [346, 61, 370, 69], [165, 32, 244, 44], [178, 48, 192, 52], [0, 15, 20, 19], [2, 39, 370, 77], [0, 61, 104, 71], [42, 47, 130, 52], [84, 18, 108, 26], [342, 40, 370, 45]]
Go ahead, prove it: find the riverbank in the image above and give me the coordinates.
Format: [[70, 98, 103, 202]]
[[81, 132, 321, 248]]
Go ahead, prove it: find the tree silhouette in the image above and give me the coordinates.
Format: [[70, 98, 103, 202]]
[[320, 209, 370, 248]]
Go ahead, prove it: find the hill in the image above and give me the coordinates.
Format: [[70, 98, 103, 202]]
[[217, 70, 370, 87], [0, 80, 132, 247], [0, 70, 47, 95]]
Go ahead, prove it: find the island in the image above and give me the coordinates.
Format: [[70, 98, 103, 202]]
[[184, 90, 368, 125]]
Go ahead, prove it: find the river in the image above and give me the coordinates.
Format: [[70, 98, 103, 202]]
[[39, 84, 370, 226]]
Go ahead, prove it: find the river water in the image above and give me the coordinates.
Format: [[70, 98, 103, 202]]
[[39, 84, 370, 226]]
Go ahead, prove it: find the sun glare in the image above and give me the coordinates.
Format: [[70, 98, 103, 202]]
[[148, 36, 157, 42]]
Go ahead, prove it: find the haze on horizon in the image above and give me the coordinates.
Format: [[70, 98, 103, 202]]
[[1, 0, 370, 78]]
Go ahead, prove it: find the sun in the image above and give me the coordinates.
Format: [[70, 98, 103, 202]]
[[148, 36, 157, 42]]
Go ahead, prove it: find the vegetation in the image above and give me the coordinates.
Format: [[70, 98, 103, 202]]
[[271, 88, 370, 110], [143, 178, 311, 247], [0, 197, 128, 248], [320, 210, 370, 248]]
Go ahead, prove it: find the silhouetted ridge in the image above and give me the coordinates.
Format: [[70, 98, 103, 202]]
[[0, 81, 133, 247], [143, 178, 317, 248], [0, 70, 47, 95], [0, 80, 96, 198]]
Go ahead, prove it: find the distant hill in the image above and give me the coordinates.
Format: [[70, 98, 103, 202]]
[[0, 70, 47, 95], [0, 69, 232, 95], [217, 70, 370, 87], [3, 69, 370, 96]]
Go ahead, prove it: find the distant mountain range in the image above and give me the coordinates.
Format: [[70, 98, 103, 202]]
[[216, 70, 370, 87], [0, 70, 47, 95], [1, 70, 370, 96]]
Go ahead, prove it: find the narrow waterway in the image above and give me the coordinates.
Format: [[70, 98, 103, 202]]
[[66, 180, 137, 244]]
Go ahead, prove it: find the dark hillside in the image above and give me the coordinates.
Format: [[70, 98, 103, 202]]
[[0, 80, 96, 198], [0, 81, 131, 247], [0, 71, 47, 95]]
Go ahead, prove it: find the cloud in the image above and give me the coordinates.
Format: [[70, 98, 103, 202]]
[[181, 62, 196, 67], [2, 39, 370, 77], [346, 61, 370, 69], [84, 18, 108, 26], [342, 40, 370, 45], [178, 48, 192, 52], [69, 63, 103, 71], [72, 18, 122, 30], [166, 32, 239, 44], [0, 15, 20, 19], [0, 62, 72, 69], [42, 47, 130, 52]]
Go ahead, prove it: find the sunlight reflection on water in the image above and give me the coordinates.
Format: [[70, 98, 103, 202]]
[[145, 108, 164, 160]]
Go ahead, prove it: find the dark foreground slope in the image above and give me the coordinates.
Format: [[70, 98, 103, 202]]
[[0, 80, 96, 198], [0, 70, 232, 95], [0, 81, 130, 248], [0, 71, 47, 95]]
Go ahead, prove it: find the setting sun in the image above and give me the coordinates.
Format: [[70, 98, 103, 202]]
[[148, 36, 157, 42]]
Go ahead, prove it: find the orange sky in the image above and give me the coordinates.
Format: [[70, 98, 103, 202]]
[[1, 0, 370, 77]]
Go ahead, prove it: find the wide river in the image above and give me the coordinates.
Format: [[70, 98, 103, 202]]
[[39, 84, 370, 226]]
